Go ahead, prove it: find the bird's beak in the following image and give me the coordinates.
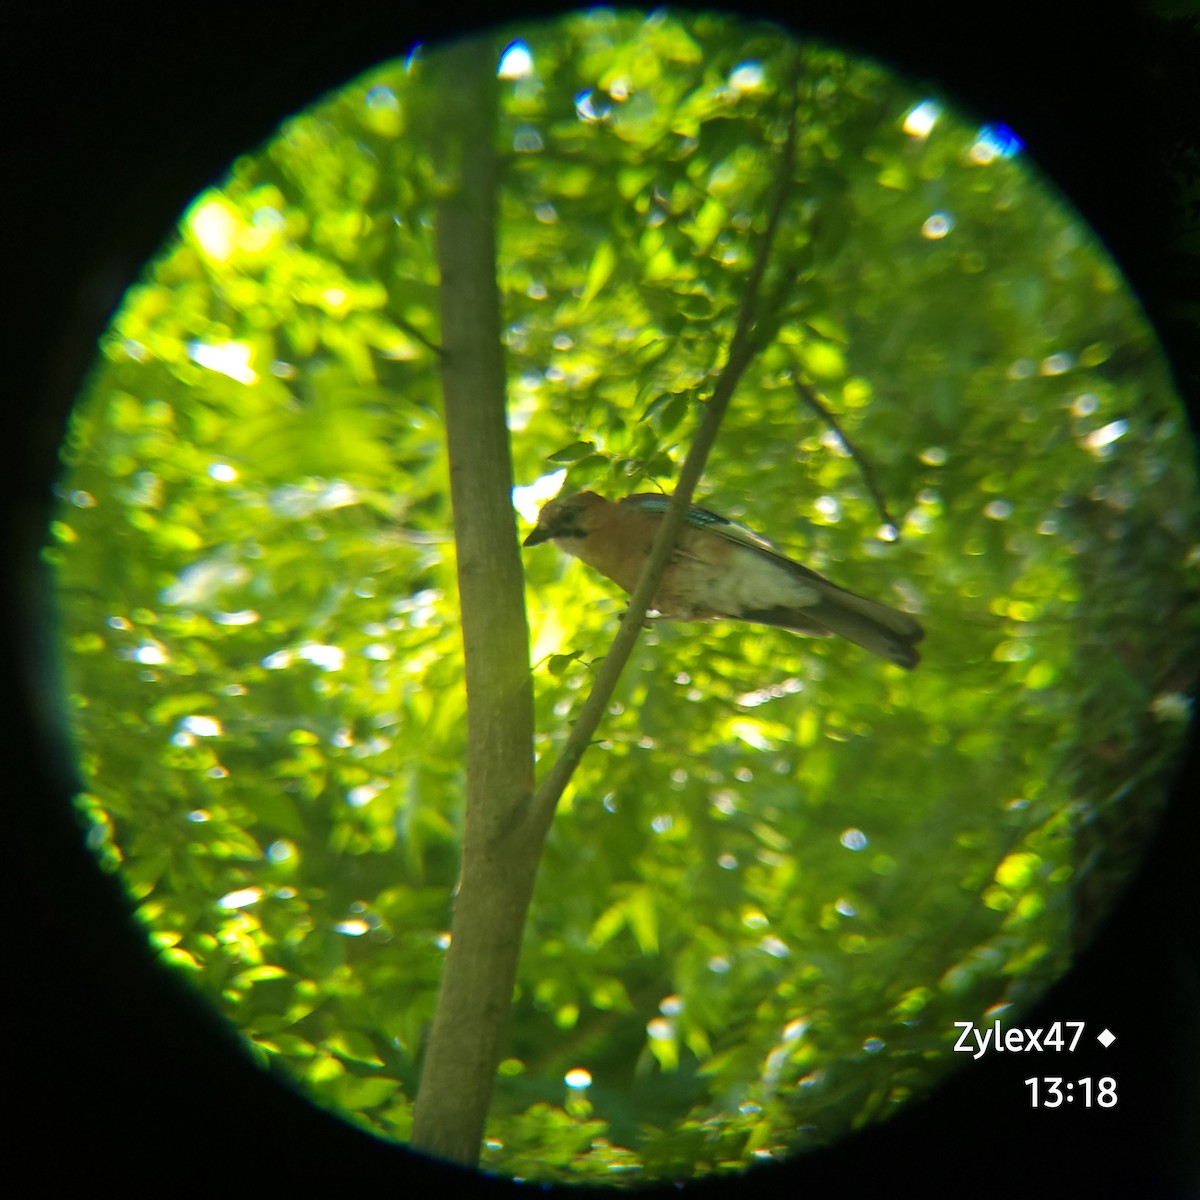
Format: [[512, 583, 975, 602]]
[[523, 526, 552, 547]]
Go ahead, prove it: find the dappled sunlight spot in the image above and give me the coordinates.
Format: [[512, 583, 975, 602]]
[[1040, 351, 1074, 375], [187, 339, 257, 384], [390, 587, 443, 629], [903, 505, 934, 534], [513, 470, 565, 520], [299, 643, 345, 670], [186, 809, 211, 823], [564, 1068, 592, 1090], [498, 41, 534, 80], [969, 124, 1022, 164], [1151, 692, 1191, 723], [266, 839, 296, 863], [347, 780, 386, 807], [763, 1019, 808, 1084], [718, 853, 738, 870], [179, 714, 222, 738], [983, 499, 1013, 520], [334, 918, 370, 936], [919, 445, 948, 466], [129, 640, 168, 665], [261, 643, 345, 671], [650, 813, 673, 834], [218, 886, 263, 910], [813, 494, 841, 522], [575, 90, 609, 123], [162, 557, 250, 606], [998, 599, 1039, 622], [349, 734, 393, 759], [995, 852, 1042, 889], [710, 789, 738, 815], [187, 197, 240, 261], [365, 84, 399, 113], [212, 609, 259, 626], [992, 640, 1032, 662], [1082, 419, 1129, 456], [734, 676, 803, 708], [920, 211, 954, 240], [268, 480, 360, 518], [730, 718, 771, 749], [839, 828, 868, 851], [862, 1037, 885, 1053], [208, 462, 237, 481], [320, 286, 349, 310], [647, 1017, 674, 1041], [820, 428, 851, 457], [513, 126, 543, 153], [902, 99, 942, 137], [729, 62, 764, 92], [362, 83, 403, 137], [759, 936, 789, 959]]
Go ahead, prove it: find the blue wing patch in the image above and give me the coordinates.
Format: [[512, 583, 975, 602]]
[[623, 493, 780, 554]]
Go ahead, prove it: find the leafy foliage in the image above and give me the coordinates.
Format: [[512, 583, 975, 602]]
[[49, 9, 1197, 1185]]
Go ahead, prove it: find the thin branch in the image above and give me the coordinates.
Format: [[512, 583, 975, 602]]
[[529, 59, 804, 836], [389, 310, 445, 359], [792, 371, 899, 532]]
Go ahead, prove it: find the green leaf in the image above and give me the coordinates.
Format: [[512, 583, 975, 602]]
[[546, 440, 596, 463], [579, 240, 616, 310]]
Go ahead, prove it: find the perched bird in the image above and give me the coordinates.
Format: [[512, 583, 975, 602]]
[[523, 491, 924, 669]]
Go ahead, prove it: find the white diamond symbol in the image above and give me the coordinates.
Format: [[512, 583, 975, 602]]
[[1097, 1028, 1116, 1048]]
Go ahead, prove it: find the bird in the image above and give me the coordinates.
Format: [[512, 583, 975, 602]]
[[523, 491, 924, 668]]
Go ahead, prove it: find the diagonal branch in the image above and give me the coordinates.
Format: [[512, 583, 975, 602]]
[[529, 60, 803, 835], [791, 371, 899, 532]]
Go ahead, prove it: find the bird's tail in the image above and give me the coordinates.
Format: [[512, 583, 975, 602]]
[[745, 581, 924, 669]]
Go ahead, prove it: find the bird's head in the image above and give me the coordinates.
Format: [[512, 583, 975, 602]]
[[522, 490, 608, 547]]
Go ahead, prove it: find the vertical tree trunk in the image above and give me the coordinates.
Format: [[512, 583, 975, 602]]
[[410, 36, 540, 1167]]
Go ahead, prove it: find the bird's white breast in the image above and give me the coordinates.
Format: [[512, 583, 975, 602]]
[[665, 542, 819, 619]]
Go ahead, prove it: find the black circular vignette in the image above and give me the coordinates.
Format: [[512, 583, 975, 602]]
[[7, 3, 1197, 1195]]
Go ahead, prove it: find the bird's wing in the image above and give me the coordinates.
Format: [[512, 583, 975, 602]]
[[622, 493, 831, 581]]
